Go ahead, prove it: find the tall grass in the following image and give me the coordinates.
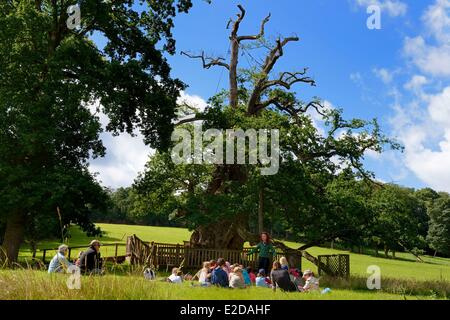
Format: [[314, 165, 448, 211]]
[[19, 224, 450, 283], [0, 269, 446, 300], [320, 275, 449, 299]]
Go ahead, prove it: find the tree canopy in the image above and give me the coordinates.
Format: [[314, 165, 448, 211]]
[[135, 5, 400, 254], [0, 0, 200, 263]]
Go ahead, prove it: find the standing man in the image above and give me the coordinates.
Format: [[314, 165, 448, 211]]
[[78, 240, 103, 275]]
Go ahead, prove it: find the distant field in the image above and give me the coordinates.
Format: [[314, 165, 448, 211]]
[[19, 223, 450, 282]]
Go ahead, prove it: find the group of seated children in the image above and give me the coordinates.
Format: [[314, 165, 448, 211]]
[[166, 256, 320, 293]]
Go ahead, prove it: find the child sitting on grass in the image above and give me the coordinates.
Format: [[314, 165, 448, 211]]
[[247, 267, 256, 284], [229, 267, 246, 289], [280, 256, 289, 271], [198, 261, 211, 286], [255, 269, 271, 288], [240, 264, 252, 286], [289, 268, 304, 289], [167, 267, 183, 284]]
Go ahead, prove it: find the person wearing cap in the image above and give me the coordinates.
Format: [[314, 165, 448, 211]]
[[78, 240, 103, 275], [301, 269, 320, 292], [48, 244, 73, 273]]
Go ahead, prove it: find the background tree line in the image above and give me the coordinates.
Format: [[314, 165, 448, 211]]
[[94, 181, 450, 258]]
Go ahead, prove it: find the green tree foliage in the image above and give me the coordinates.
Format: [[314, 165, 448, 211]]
[[136, 98, 397, 249], [94, 187, 183, 226], [369, 185, 428, 256], [0, 0, 199, 262], [427, 194, 450, 256], [135, 5, 400, 250]]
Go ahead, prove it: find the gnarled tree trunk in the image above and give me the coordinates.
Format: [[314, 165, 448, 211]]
[[190, 220, 246, 250], [0, 212, 26, 265]]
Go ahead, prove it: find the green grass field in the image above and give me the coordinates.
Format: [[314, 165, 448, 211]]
[[8, 223, 449, 300]]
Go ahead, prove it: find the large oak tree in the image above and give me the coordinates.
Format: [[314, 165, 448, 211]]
[[0, 0, 200, 263], [135, 4, 399, 265]]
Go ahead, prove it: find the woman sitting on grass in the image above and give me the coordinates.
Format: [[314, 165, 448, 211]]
[[48, 244, 73, 273], [270, 261, 297, 292], [229, 267, 246, 289]]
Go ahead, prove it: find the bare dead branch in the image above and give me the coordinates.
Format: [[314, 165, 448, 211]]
[[229, 4, 246, 37], [263, 70, 316, 90], [237, 13, 271, 41], [174, 115, 205, 126], [181, 51, 230, 70]]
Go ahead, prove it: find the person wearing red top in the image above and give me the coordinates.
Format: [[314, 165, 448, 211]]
[[247, 267, 256, 283]]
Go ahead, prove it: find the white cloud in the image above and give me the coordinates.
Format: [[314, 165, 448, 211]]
[[404, 75, 428, 92], [373, 68, 395, 84], [390, 86, 450, 192], [88, 92, 207, 188], [385, 0, 450, 192], [404, 0, 450, 77], [428, 86, 450, 127], [90, 133, 151, 189], [353, 0, 408, 17], [404, 36, 450, 77], [423, 0, 450, 43], [177, 91, 208, 112], [350, 72, 363, 84]]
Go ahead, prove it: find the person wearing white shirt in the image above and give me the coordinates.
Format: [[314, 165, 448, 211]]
[[48, 244, 73, 273], [167, 267, 183, 283]]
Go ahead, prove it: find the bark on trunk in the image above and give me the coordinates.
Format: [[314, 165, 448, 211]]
[[190, 219, 245, 250], [229, 38, 239, 109], [258, 186, 264, 233], [0, 213, 26, 265]]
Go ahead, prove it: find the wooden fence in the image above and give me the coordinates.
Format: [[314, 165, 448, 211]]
[[39, 243, 126, 264], [317, 254, 350, 278], [126, 235, 289, 271]]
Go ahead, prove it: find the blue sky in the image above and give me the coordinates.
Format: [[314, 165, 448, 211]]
[[90, 0, 450, 193]]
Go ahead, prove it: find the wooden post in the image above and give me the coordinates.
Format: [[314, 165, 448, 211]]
[[42, 249, 47, 264], [115, 243, 118, 261]]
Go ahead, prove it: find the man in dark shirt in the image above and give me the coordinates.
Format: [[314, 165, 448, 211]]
[[270, 261, 297, 292], [211, 258, 229, 287], [78, 240, 103, 275]]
